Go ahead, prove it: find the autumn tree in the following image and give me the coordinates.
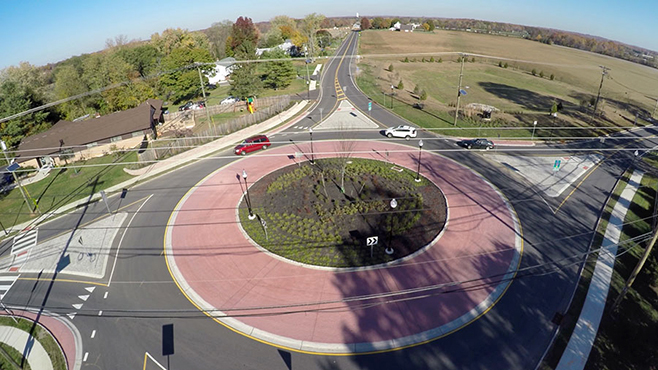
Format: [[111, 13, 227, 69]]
[[360, 17, 371, 30], [228, 16, 260, 57], [151, 28, 210, 56], [206, 20, 233, 59], [300, 13, 325, 59], [426, 19, 435, 31], [0, 80, 51, 147]]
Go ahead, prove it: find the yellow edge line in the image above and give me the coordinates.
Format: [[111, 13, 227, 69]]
[[17, 277, 108, 287], [162, 141, 525, 356]]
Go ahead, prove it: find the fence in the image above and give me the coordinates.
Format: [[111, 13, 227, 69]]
[[136, 95, 291, 164]]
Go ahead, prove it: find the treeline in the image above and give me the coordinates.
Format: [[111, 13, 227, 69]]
[[0, 14, 334, 148]]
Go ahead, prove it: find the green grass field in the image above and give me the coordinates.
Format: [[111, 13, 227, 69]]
[[0, 151, 136, 228], [357, 29, 658, 137], [0, 317, 67, 370]]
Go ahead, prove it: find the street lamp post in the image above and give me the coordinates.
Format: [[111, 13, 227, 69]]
[[390, 85, 395, 109], [386, 198, 397, 255], [415, 140, 424, 182], [309, 127, 314, 164], [1, 140, 34, 213], [242, 169, 256, 220], [531, 120, 538, 140]]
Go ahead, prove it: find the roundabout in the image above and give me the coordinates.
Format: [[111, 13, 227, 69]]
[[165, 140, 523, 354]]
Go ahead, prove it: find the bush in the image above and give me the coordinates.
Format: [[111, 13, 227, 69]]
[[403, 57, 409, 63], [532, 68, 537, 76], [421, 57, 426, 62], [429, 56, 435, 62], [503, 62, 508, 68], [438, 57, 443, 63], [471, 57, 475, 62], [413, 84, 420, 95], [498, 61, 503, 67], [388, 63, 394, 71], [397, 80, 404, 90], [550, 74, 555, 80], [420, 90, 428, 101], [539, 71, 545, 78]]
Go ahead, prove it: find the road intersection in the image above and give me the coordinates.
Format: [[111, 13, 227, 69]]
[[1, 30, 657, 370]]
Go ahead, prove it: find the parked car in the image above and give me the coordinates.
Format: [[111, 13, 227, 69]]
[[234, 135, 271, 155], [457, 138, 495, 150], [178, 101, 195, 111], [384, 125, 417, 140], [221, 96, 239, 105]]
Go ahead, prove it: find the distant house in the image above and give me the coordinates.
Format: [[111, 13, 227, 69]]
[[392, 22, 401, 31], [400, 24, 414, 33], [17, 99, 164, 168], [207, 57, 236, 86], [256, 39, 296, 57]]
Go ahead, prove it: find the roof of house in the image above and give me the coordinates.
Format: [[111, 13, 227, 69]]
[[17, 99, 162, 162], [400, 24, 413, 31]]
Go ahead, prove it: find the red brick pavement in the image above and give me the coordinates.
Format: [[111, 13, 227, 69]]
[[168, 140, 521, 351]]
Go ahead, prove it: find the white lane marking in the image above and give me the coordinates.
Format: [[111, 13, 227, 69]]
[[83, 352, 89, 362], [91, 330, 96, 338], [78, 294, 89, 301], [107, 194, 153, 287], [67, 313, 77, 320], [98, 310, 103, 316], [145, 352, 168, 370], [0, 274, 20, 300], [85, 287, 96, 293], [103, 292, 108, 299], [72, 303, 83, 309], [12, 229, 38, 255]]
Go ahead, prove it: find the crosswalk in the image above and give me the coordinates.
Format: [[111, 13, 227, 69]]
[[0, 274, 20, 300], [0, 228, 38, 300], [12, 228, 37, 255]]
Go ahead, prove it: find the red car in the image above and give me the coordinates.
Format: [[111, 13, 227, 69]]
[[234, 135, 271, 155]]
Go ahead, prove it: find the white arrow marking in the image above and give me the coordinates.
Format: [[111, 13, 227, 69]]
[[85, 287, 96, 293], [67, 313, 77, 320], [72, 303, 83, 309]]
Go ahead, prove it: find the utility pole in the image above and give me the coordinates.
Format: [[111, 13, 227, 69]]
[[593, 65, 610, 115], [1, 140, 34, 213], [196, 63, 213, 130], [453, 54, 466, 126], [611, 223, 658, 312]]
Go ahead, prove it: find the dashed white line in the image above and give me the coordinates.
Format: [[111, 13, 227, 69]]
[[91, 330, 96, 338], [98, 310, 103, 316], [83, 352, 89, 362], [103, 292, 108, 299]]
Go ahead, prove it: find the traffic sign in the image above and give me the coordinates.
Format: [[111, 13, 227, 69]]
[[553, 159, 561, 171], [366, 236, 378, 246], [6, 162, 19, 172], [368, 101, 372, 111], [459, 89, 468, 96]]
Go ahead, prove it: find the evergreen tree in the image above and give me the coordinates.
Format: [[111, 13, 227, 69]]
[[262, 49, 295, 90], [397, 80, 404, 90]]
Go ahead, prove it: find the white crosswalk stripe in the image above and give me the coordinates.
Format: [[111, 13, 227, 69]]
[[12, 229, 38, 255], [0, 274, 20, 300]]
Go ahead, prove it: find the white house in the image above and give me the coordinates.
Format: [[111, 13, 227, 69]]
[[256, 39, 296, 56], [207, 57, 236, 86]]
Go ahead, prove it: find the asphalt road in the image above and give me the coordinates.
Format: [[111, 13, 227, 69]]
[[2, 30, 658, 370]]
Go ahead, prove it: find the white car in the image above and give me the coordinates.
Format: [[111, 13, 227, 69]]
[[384, 125, 418, 140], [220, 96, 239, 105]]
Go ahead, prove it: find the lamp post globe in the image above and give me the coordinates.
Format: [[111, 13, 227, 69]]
[[386, 198, 397, 255]]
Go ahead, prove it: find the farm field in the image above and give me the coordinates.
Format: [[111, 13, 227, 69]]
[[357, 30, 658, 137]]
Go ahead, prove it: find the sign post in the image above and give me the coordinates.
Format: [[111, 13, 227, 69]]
[[367, 236, 378, 258], [553, 159, 562, 174]]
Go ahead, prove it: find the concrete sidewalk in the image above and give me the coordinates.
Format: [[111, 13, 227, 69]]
[[0, 325, 53, 370], [556, 170, 644, 370], [2, 100, 309, 236]]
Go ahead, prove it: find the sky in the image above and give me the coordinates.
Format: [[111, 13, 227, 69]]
[[1, 0, 657, 70]]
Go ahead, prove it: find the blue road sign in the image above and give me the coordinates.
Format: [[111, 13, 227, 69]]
[[459, 89, 468, 96], [368, 101, 372, 111], [553, 159, 561, 171], [7, 163, 19, 172]]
